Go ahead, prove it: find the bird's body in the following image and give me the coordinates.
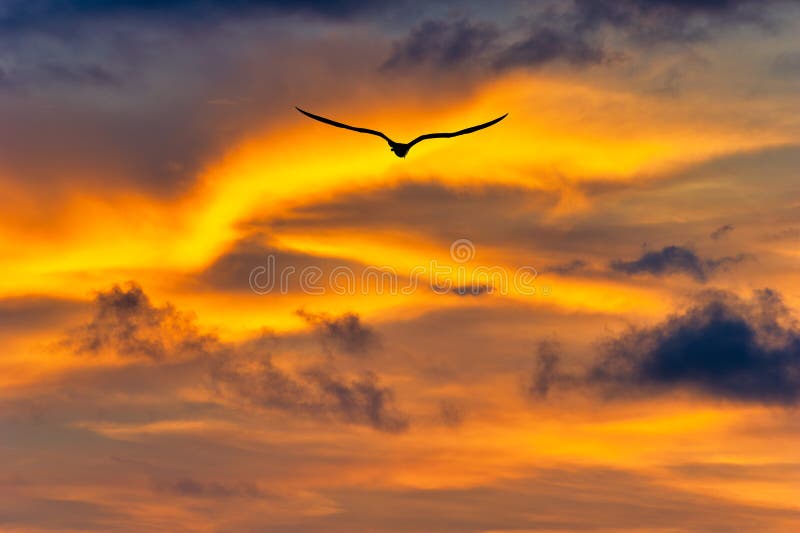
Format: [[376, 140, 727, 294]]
[[295, 107, 507, 158], [389, 142, 411, 158]]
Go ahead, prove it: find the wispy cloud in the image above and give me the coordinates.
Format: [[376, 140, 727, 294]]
[[610, 245, 749, 283]]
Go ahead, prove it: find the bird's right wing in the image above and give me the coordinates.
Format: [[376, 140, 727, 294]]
[[295, 107, 393, 143], [408, 113, 508, 148]]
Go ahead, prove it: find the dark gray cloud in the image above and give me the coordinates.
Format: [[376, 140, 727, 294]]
[[213, 355, 408, 432], [382, 0, 775, 74], [493, 27, 606, 71], [382, 18, 498, 70], [705, 253, 751, 273], [610, 245, 749, 282], [297, 309, 381, 356], [710, 223, 734, 240], [590, 289, 800, 405], [574, 0, 770, 43], [63, 282, 218, 360], [526, 339, 562, 399], [58, 283, 408, 432], [304, 368, 408, 432], [546, 259, 588, 276], [447, 284, 493, 297], [383, 17, 606, 73], [153, 476, 266, 499]]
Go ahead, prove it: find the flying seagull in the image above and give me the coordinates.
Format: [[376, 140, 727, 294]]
[[295, 107, 508, 158]]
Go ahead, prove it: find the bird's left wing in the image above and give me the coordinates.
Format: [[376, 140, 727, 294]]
[[295, 107, 393, 143], [408, 113, 508, 148]]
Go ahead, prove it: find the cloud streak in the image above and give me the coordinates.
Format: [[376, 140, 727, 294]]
[[710, 224, 735, 240], [610, 245, 749, 282]]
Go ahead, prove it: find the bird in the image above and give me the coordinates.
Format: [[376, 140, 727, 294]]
[[295, 107, 508, 158]]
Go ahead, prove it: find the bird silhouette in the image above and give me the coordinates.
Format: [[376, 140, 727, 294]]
[[295, 107, 508, 158]]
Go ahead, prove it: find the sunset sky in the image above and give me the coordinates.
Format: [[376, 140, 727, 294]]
[[2, 1, 800, 531]]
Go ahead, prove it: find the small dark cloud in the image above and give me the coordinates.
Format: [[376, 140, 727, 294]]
[[590, 289, 800, 405], [547, 259, 588, 276], [297, 309, 381, 356], [526, 339, 562, 399], [154, 477, 266, 499], [448, 283, 493, 297], [609, 245, 748, 282], [611, 246, 707, 281], [705, 253, 751, 273], [710, 224, 734, 240], [304, 369, 409, 433], [438, 399, 465, 427], [63, 282, 218, 360]]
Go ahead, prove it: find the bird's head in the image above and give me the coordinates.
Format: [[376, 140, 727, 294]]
[[390, 143, 410, 158]]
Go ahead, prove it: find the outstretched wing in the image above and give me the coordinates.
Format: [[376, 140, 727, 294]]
[[295, 107, 393, 143], [408, 113, 508, 148]]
